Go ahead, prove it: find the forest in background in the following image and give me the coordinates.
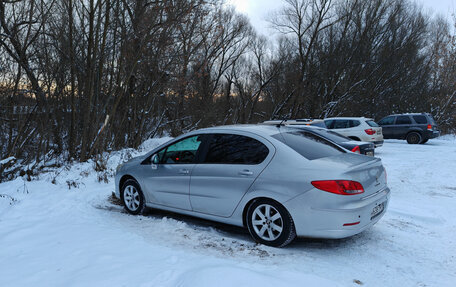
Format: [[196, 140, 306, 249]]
[[0, 0, 455, 180]]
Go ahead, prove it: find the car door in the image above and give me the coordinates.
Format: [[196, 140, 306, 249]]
[[393, 115, 413, 138], [378, 116, 396, 138], [142, 135, 205, 210], [189, 133, 273, 217], [329, 119, 351, 137]]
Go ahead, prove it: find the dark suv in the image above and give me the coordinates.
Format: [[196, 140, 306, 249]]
[[377, 113, 440, 144]]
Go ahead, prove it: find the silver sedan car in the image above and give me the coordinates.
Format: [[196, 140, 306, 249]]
[[115, 125, 390, 247]]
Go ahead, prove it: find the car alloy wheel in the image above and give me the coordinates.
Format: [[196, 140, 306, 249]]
[[406, 132, 421, 144], [246, 199, 296, 247], [251, 204, 283, 241], [124, 185, 140, 210], [121, 179, 145, 215]]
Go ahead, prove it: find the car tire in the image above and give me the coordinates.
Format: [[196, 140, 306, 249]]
[[420, 139, 428, 144], [246, 199, 296, 247], [349, 136, 361, 141], [406, 132, 421, 144], [121, 179, 146, 215]]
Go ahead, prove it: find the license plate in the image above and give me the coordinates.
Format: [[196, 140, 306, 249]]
[[366, 151, 374, 156], [371, 202, 385, 219]]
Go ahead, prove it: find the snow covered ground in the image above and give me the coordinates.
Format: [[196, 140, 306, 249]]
[[1, 136, 455, 287]]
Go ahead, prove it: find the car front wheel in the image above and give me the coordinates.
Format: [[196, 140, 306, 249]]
[[121, 179, 146, 215], [406, 132, 421, 144], [246, 199, 296, 247]]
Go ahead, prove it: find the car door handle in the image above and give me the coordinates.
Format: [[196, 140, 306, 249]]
[[178, 169, 190, 175], [239, 169, 253, 176]]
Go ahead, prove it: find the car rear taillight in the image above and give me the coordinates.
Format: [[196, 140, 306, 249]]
[[351, 146, 361, 154], [311, 180, 364, 195], [365, 128, 376, 135], [427, 124, 432, 131]]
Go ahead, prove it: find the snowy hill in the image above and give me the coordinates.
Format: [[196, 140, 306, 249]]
[[1, 136, 455, 286]]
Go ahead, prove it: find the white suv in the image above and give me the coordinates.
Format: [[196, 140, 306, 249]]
[[320, 117, 384, 147]]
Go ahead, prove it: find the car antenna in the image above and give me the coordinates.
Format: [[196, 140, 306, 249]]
[[277, 117, 288, 128]]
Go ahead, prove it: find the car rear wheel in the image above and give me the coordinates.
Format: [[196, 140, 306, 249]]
[[246, 199, 296, 247], [121, 179, 146, 215], [406, 132, 421, 144]]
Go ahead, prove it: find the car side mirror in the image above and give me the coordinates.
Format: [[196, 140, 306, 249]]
[[151, 154, 159, 169]]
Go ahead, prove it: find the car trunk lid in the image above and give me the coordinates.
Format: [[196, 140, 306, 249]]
[[312, 153, 387, 197]]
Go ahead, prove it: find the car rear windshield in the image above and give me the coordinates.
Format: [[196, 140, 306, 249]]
[[366, 120, 379, 127], [272, 131, 345, 160], [311, 129, 351, 143], [428, 115, 436, 125]]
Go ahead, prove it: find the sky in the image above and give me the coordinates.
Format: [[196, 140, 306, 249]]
[[228, 0, 456, 36]]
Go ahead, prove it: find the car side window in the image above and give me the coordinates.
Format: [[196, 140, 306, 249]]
[[349, 120, 360, 127], [312, 121, 327, 128], [396, 116, 412, 125], [324, 120, 335, 129], [159, 136, 203, 164], [413, 115, 427, 124], [333, 120, 349, 129], [204, 134, 269, 165], [378, 116, 395, 125]]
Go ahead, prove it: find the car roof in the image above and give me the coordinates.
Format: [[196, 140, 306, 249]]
[[262, 119, 324, 125], [261, 123, 325, 130], [194, 124, 285, 137], [387, 113, 431, 116], [147, 124, 353, 157], [324, 117, 373, 120], [194, 124, 333, 138]]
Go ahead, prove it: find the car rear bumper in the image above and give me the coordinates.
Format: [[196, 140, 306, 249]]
[[284, 187, 390, 239], [425, 130, 440, 139], [373, 140, 384, 147], [362, 150, 375, 156]]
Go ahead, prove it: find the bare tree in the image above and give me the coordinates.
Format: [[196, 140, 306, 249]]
[[1, 0, 455, 181]]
